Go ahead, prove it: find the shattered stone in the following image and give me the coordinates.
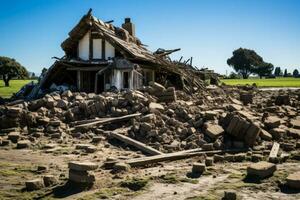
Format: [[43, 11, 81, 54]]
[[17, 140, 30, 149], [114, 162, 131, 172], [260, 129, 273, 141], [288, 128, 300, 139], [251, 154, 264, 162], [68, 161, 98, 171], [205, 157, 214, 166], [244, 123, 261, 146], [214, 154, 224, 162], [192, 163, 206, 174], [56, 99, 69, 109], [275, 95, 290, 106], [282, 143, 295, 151], [247, 161, 276, 178], [149, 102, 164, 113], [140, 122, 152, 132], [43, 175, 58, 187], [240, 92, 253, 105], [286, 171, 300, 189], [205, 124, 224, 140], [69, 169, 95, 184], [202, 143, 214, 151], [7, 132, 20, 143], [203, 111, 218, 120], [264, 116, 281, 129], [223, 190, 237, 200], [25, 179, 44, 191], [269, 128, 286, 140], [290, 119, 300, 129]]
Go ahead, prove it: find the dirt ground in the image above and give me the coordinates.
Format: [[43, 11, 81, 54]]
[[0, 142, 299, 200]]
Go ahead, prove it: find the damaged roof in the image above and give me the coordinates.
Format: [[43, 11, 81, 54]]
[[61, 9, 158, 63]]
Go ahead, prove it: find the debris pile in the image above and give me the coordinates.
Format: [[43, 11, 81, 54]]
[[1, 83, 300, 199], [0, 83, 300, 158]]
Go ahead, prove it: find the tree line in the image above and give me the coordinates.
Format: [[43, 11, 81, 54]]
[[227, 48, 299, 79]]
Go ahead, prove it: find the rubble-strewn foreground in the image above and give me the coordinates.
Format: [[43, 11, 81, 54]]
[[0, 83, 300, 199]]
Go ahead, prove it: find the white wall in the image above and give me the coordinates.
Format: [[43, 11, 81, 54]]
[[78, 31, 90, 60], [111, 69, 132, 90], [93, 39, 102, 59], [112, 70, 122, 89], [105, 41, 115, 60]]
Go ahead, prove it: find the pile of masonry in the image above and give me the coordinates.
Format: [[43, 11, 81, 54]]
[[0, 82, 300, 155], [1, 82, 300, 192]]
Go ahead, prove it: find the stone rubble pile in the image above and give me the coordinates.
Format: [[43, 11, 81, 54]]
[[0, 83, 299, 156]]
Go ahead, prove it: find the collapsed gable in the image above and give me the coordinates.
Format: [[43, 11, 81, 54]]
[[61, 9, 156, 63]]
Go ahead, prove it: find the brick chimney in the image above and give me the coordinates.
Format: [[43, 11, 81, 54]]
[[122, 18, 135, 37]]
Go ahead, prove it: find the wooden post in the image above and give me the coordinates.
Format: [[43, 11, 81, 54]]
[[94, 73, 98, 93], [77, 70, 81, 91]]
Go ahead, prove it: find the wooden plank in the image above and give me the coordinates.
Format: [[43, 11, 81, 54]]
[[123, 148, 247, 167], [110, 131, 163, 156], [269, 142, 280, 159], [70, 113, 141, 131]]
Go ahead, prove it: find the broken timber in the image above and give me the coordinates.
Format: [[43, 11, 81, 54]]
[[108, 148, 247, 168], [110, 131, 163, 155], [69, 113, 141, 131]]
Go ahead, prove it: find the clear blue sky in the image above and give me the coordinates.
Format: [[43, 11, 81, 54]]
[[1, 0, 299, 75]]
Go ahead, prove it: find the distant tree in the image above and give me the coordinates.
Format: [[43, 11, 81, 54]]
[[293, 69, 299, 77], [227, 48, 272, 79], [0, 56, 28, 87], [31, 72, 36, 78], [274, 67, 282, 76], [253, 62, 274, 79], [284, 69, 288, 77], [228, 72, 240, 79]]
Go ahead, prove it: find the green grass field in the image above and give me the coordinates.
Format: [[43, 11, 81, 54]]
[[0, 78, 300, 99], [221, 77, 300, 87], [0, 80, 36, 98]]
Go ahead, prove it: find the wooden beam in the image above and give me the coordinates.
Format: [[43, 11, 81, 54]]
[[67, 66, 106, 71], [110, 130, 163, 156], [70, 113, 141, 131], [120, 148, 247, 167]]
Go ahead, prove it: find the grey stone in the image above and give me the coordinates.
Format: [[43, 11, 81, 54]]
[[68, 161, 98, 171], [264, 116, 281, 129], [286, 171, 300, 189], [269, 128, 286, 140], [8, 132, 20, 143], [192, 163, 206, 174], [260, 129, 273, 141], [114, 162, 131, 172], [205, 158, 214, 166], [17, 140, 30, 149], [69, 169, 95, 183], [223, 190, 237, 200], [205, 124, 224, 140], [25, 179, 44, 191], [247, 161, 276, 178], [43, 175, 58, 187]]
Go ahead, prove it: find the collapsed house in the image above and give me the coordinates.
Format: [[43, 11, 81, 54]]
[[27, 9, 218, 98]]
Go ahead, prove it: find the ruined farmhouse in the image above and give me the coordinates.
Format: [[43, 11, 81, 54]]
[[29, 9, 217, 98]]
